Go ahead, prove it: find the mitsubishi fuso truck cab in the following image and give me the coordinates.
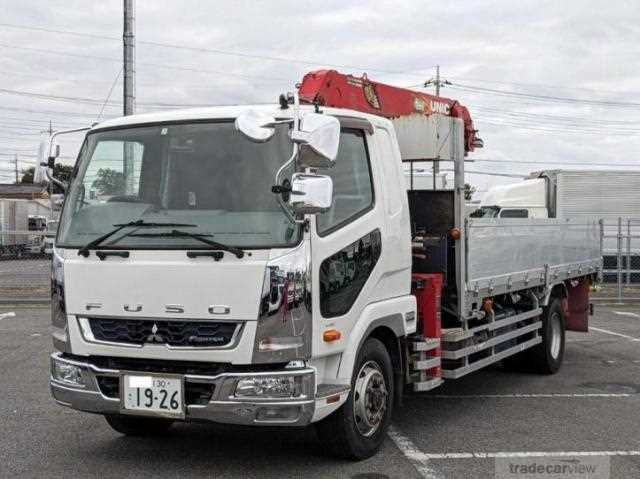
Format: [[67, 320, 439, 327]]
[[49, 71, 600, 460]]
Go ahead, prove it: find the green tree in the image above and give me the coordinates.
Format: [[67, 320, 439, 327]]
[[91, 168, 125, 196], [21, 164, 74, 194], [464, 182, 477, 201]]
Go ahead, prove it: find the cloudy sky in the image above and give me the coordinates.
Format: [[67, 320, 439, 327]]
[[0, 0, 639, 196]]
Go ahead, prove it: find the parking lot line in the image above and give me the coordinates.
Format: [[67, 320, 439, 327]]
[[418, 393, 634, 398], [388, 425, 444, 479], [614, 311, 640, 319], [420, 451, 640, 459], [0, 312, 16, 320], [590, 326, 640, 342]]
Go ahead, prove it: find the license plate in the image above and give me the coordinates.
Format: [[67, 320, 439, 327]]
[[122, 375, 184, 417]]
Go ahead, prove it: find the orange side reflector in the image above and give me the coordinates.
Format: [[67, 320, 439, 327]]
[[323, 329, 341, 342], [449, 227, 461, 240]]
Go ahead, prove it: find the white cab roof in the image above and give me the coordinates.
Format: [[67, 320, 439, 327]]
[[481, 178, 547, 208], [91, 104, 390, 131]]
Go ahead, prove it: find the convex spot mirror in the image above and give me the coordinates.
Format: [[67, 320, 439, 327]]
[[235, 110, 340, 169], [291, 113, 340, 169], [289, 173, 333, 215], [235, 110, 278, 142]]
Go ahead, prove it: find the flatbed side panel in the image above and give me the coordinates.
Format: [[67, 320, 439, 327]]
[[464, 218, 601, 314]]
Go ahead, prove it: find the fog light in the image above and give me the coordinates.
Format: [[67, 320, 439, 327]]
[[256, 406, 301, 422], [52, 358, 84, 386], [235, 376, 300, 398]]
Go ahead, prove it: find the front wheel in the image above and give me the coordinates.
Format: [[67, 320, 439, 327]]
[[104, 414, 174, 436], [315, 337, 394, 460]]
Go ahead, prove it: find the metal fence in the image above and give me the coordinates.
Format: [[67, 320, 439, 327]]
[[0, 231, 51, 301], [600, 217, 640, 302], [1, 219, 639, 303]]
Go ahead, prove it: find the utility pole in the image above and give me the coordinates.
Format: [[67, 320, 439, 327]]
[[40, 120, 55, 218], [123, 0, 136, 194], [123, 0, 136, 116], [424, 65, 452, 190], [14, 154, 19, 184], [424, 65, 452, 96]]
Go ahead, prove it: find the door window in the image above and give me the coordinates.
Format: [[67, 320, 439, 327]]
[[317, 129, 374, 235]]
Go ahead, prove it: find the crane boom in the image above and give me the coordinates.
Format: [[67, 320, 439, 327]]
[[298, 69, 483, 156]]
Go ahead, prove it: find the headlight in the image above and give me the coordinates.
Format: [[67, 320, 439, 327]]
[[51, 357, 84, 386], [235, 376, 302, 398]]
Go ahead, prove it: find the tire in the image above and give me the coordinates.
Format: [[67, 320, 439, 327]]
[[104, 414, 174, 436], [315, 337, 394, 460], [503, 298, 565, 374]]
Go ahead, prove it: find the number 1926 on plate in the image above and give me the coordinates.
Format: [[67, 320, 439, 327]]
[[122, 375, 184, 418]]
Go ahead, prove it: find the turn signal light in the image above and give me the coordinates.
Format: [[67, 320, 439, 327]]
[[323, 329, 341, 342]]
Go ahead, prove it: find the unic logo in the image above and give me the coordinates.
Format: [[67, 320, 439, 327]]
[[430, 100, 450, 115]]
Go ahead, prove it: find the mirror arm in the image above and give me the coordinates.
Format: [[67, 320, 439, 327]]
[[272, 148, 299, 224], [47, 126, 91, 159], [41, 163, 67, 192]]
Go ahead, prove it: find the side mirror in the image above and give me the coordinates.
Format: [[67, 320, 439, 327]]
[[291, 113, 340, 169], [289, 173, 333, 214], [235, 110, 278, 142]]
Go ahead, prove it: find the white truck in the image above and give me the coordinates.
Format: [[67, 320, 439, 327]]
[[476, 170, 640, 281], [0, 199, 49, 257], [49, 71, 600, 460], [475, 169, 640, 220]]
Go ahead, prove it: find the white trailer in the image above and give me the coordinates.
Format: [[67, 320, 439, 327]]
[[0, 199, 50, 256]]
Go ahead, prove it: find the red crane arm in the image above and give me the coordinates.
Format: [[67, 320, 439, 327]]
[[298, 69, 482, 155]]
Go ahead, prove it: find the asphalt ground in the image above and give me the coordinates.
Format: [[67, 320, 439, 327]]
[[0, 304, 639, 478], [0, 257, 50, 299]]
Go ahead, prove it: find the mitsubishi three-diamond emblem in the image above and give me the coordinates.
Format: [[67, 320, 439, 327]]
[[146, 323, 164, 343]]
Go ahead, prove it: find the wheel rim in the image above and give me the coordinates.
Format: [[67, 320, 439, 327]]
[[549, 311, 562, 360], [353, 360, 388, 437]]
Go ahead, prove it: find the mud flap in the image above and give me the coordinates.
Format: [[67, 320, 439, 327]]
[[564, 278, 591, 332]]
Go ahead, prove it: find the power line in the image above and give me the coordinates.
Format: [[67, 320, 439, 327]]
[[0, 104, 114, 119], [0, 22, 437, 76], [448, 75, 640, 98], [449, 83, 640, 109], [472, 105, 640, 127], [0, 42, 290, 84], [471, 158, 640, 168]]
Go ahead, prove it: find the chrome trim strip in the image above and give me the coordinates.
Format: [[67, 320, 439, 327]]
[[50, 353, 317, 426]]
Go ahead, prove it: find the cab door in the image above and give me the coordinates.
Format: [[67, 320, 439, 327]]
[[311, 127, 384, 358]]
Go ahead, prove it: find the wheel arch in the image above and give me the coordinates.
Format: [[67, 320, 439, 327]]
[[542, 282, 568, 307]]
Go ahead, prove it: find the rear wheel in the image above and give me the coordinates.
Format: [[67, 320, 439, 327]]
[[315, 337, 394, 460], [104, 414, 174, 436], [502, 298, 565, 374], [529, 298, 565, 374]]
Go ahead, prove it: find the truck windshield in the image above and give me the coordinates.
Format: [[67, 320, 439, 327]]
[[470, 206, 500, 218], [57, 121, 300, 250]]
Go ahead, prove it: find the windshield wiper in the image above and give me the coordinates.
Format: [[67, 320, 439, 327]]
[[77, 220, 197, 257], [129, 229, 245, 259]]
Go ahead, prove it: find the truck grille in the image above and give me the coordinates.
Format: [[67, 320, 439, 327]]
[[88, 318, 240, 347]]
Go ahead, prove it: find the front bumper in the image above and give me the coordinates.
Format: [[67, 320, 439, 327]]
[[50, 353, 317, 426]]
